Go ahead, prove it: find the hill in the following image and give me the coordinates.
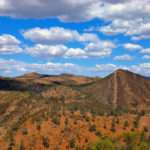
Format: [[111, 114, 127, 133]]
[[0, 69, 150, 149]]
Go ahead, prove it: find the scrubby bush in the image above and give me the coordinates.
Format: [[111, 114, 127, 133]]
[[42, 136, 49, 148], [69, 138, 76, 148], [123, 120, 129, 129], [133, 116, 140, 129], [36, 124, 41, 131], [95, 131, 102, 137], [85, 116, 90, 122], [19, 141, 25, 150], [22, 128, 28, 135], [52, 116, 60, 125], [8, 138, 15, 150], [89, 124, 96, 132], [143, 126, 148, 132], [116, 118, 119, 124], [110, 118, 116, 132]]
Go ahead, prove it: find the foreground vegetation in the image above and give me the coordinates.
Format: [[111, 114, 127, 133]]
[[88, 132, 150, 150]]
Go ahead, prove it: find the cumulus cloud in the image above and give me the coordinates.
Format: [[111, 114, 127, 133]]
[[1, 58, 150, 77], [0, 0, 149, 77], [0, 30, 115, 58], [94, 64, 117, 72], [85, 41, 115, 51], [96, 0, 149, 21], [142, 55, 150, 60], [23, 27, 101, 44], [23, 27, 115, 58], [95, 63, 150, 77], [0, 0, 98, 22], [0, 34, 20, 45], [140, 48, 150, 54], [0, 59, 83, 76], [100, 20, 150, 40], [114, 54, 133, 61], [0, 59, 116, 77], [0, 0, 149, 40], [0, 34, 22, 54], [91, 0, 150, 40], [64, 48, 87, 58], [131, 63, 150, 76], [26, 43, 113, 59], [26, 44, 67, 57], [123, 43, 142, 51], [23, 27, 79, 44]]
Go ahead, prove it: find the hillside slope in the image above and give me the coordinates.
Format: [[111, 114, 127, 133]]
[[0, 69, 150, 149], [81, 69, 150, 113]]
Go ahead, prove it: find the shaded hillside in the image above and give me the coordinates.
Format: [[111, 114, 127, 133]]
[[79, 69, 150, 114], [114, 70, 150, 112]]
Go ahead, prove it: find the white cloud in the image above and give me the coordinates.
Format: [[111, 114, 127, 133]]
[[100, 19, 150, 39], [140, 48, 150, 54], [96, 0, 149, 21], [100, 19, 150, 40], [26, 43, 113, 58], [24, 27, 115, 58], [0, 34, 22, 54], [0, 0, 149, 40], [0, 34, 20, 45], [64, 48, 87, 58], [0, 0, 97, 22], [1, 59, 150, 77], [91, 0, 150, 40], [95, 63, 150, 77], [94, 64, 117, 72], [142, 55, 150, 59], [0, 59, 83, 76], [26, 44, 67, 57], [131, 63, 150, 76], [87, 49, 112, 57], [85, 41, 115, 51], [114, 54, 133, 61], [23, 27, 80, 44], [123, 43, 142, 51], [23, 27, 101, 44]]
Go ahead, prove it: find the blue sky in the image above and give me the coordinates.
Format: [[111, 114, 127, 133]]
[[0, 0, 149, 77]]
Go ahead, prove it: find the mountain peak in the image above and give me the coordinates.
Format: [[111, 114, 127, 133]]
[[113, 69, 137, 78], [18, 72, 42, 79], [115, 69, 129, 74]]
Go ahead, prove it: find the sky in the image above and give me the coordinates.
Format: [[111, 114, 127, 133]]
[[0, 0, 150, 77]]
